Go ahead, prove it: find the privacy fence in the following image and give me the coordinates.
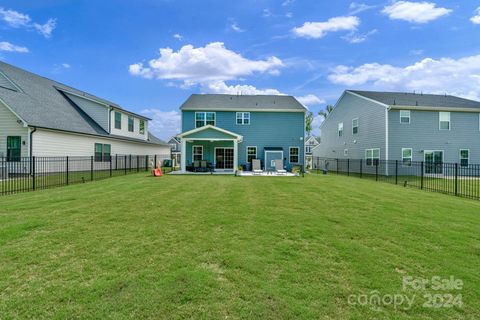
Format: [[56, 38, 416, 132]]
[[0, 154, 174, 196], [312, 157, 480, 201]]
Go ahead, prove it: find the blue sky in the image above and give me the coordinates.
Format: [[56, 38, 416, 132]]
[[1, 0, 480, 139]]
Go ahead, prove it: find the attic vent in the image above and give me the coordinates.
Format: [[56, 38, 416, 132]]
[[0, 70, 21, 92]]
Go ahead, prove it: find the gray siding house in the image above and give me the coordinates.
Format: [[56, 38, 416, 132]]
[[0, 61, 170, 166], [314, 90, 480, 170]]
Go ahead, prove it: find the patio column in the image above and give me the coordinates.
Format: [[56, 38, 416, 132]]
[[181, 139, 187, 172], [233, 139, 238, 171]]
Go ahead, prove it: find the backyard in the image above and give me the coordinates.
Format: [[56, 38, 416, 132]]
[[0, 173, 479, 319]]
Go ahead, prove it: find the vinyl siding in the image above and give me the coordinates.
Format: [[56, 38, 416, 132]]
[[313, 91, 386, 160], [32, 129, 170, 157], [0, 101, 29, 157], [389, 109, 480, 163], [64, 93, 110, 132], [182, 110, 305, 168], [109, 110, 149, 140]]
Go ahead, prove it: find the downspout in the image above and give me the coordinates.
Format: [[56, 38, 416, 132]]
[[29, 126, 36, 175]]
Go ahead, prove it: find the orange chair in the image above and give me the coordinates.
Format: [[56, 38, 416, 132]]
[[153, 167, 163, 177]]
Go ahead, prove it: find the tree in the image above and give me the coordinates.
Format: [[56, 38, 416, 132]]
[[305, 111, 313, 137], [318, 105, 334, 120]]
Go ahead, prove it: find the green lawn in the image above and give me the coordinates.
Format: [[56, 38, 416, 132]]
[[1, 174, 479, 319]]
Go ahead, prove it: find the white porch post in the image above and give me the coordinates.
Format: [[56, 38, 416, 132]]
[[181, 139, 187, 172], [233, 139, 238, 171]]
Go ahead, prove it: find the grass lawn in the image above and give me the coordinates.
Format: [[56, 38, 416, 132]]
[[1, 173, 479, 319]]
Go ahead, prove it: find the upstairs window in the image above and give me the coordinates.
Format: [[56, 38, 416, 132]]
[[139, 120, 145, 134], [114, 112, 122, 129], [247, 146, 257, 163], [400, 110, 410, 124], [338, 122, 343, 137], [305, 146, 312, 153], [460, 149, 469, 167], [352, 118, 359, 134], [94, 143, 111, 162], [365, 148, 380, 166], [236, 112, 250, 125], [402, 148, 412, 167], [128, 116, 134, 132], [439, 112, 450, 130], [289, 147, 299, 163], [195, 112, 216, 128], [6, 136, 21, 162]]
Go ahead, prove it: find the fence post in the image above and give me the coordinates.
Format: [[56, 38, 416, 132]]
[[125, 155, 127, 175], [90, 156, 94, 181], [129, 155, 132, 172], [115, 155, 118, 171], [421, 161, 424, 189], [145, 155, 149, 171], [347, 158, 350, 176], [110, 156, 113, 177], [154, 155, 157, 169], [359, 159, 363, 178], [336, 158, 339, 175], [455, 163, 458, 196], [137, 155, 140, 172], [395, 160, 398, 185], [32, 156, 36, 191], [66, 156, 69, 185], [375, 161, 378, 181]]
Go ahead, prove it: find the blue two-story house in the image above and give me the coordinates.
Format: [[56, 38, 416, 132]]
[[177, 94, 306, 173]]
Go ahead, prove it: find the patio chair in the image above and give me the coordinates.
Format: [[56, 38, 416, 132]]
[[200, 160, 208, 172], [274, 159, 287, 175], [252, 159, 263, 175], [193, 160, 200, 172]]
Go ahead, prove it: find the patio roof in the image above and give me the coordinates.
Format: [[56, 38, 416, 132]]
[[177, 125, 243, 142]]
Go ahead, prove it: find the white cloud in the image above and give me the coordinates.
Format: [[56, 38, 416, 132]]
[[0, 7, 56, 37], [282, 0, 295, 6], [262, 9, 272, 17], [292, 16, 360, 39], [0, 41, 28, 53], [0, 7, 30, 27], [173, 33, 183, 40], [206, 81, 283, 95], [296, 94, 325, 107], [61, 63, 70, 68], [141, 109, 181, 140], [349, 2, 376, 15], [129, 42, 283, 84], [471, 7, 480, 24], [328, 54, 480, 100], [409, 49, 424, 56], [342, 29, 377, 43], [382, 1, 451, 24], [231, 23, 245, 33], [33, 18, 56, 38]]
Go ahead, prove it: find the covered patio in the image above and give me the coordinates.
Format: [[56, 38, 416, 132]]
[[177, 125, 243, 173]]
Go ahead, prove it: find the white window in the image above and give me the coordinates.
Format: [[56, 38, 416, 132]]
[[400, 110, 411, 124], [305, 146, 312, 153], [192, 145, 203, 162], [289, 147, 299, 163], [344, 149, 348, 157], [195, 112, 215, 128], [236, 112, 250, 125], [352, 118, 359, 134], [439, 112, 450, 130], [402, 148, 412, 167], [460, 149, 469, 167], [246, 146, 257, 163], [338, 122, 343, 137], [365, 148, 380, 166]]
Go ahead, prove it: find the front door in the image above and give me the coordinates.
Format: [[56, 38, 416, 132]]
[[265, 151, 283, 171], [215, 148, 234, 169], [425, 151, 443, 174]]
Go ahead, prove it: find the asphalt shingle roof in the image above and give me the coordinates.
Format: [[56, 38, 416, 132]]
[[0, 61, 166, 145], [180, 94, 306, 111], [349, 90, 480, 109]]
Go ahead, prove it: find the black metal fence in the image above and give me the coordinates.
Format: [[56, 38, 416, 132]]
[[0, 154, 174, 196], [312, 157, 480, 200]]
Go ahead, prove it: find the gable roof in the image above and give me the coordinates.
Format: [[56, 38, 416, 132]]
[[305, 136, 319, 145], [0, 61, 166, 145], [180, 94, 306, 112], [348, 90, 480, 110], [177, 125, 243, 141]]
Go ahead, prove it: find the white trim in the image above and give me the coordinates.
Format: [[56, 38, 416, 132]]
[[365, 148, 380, 166], [192, 145, 203, 162], [195, 111, 216, 128], [177, 124, 243, 141], [346, 91, 390, 108], [338, 122, 343, 137], [401, 148, 412, 167], [246, 146, 257, 163], [352, 117, 359, 134], [459, 149, 470, 167], [264, 150, 284, 170], [0, 97, 28, 126], [439, 111, 451, 131], [236, 112, 251, 125], [424, 150, 444, 174], [289, 146, 300, 164], [399, 110, 411, 124], [390, 105, 480, 113], [214, 147, 234, 169], [305, 136, 319, 145], [181, 139, 186, 171]]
